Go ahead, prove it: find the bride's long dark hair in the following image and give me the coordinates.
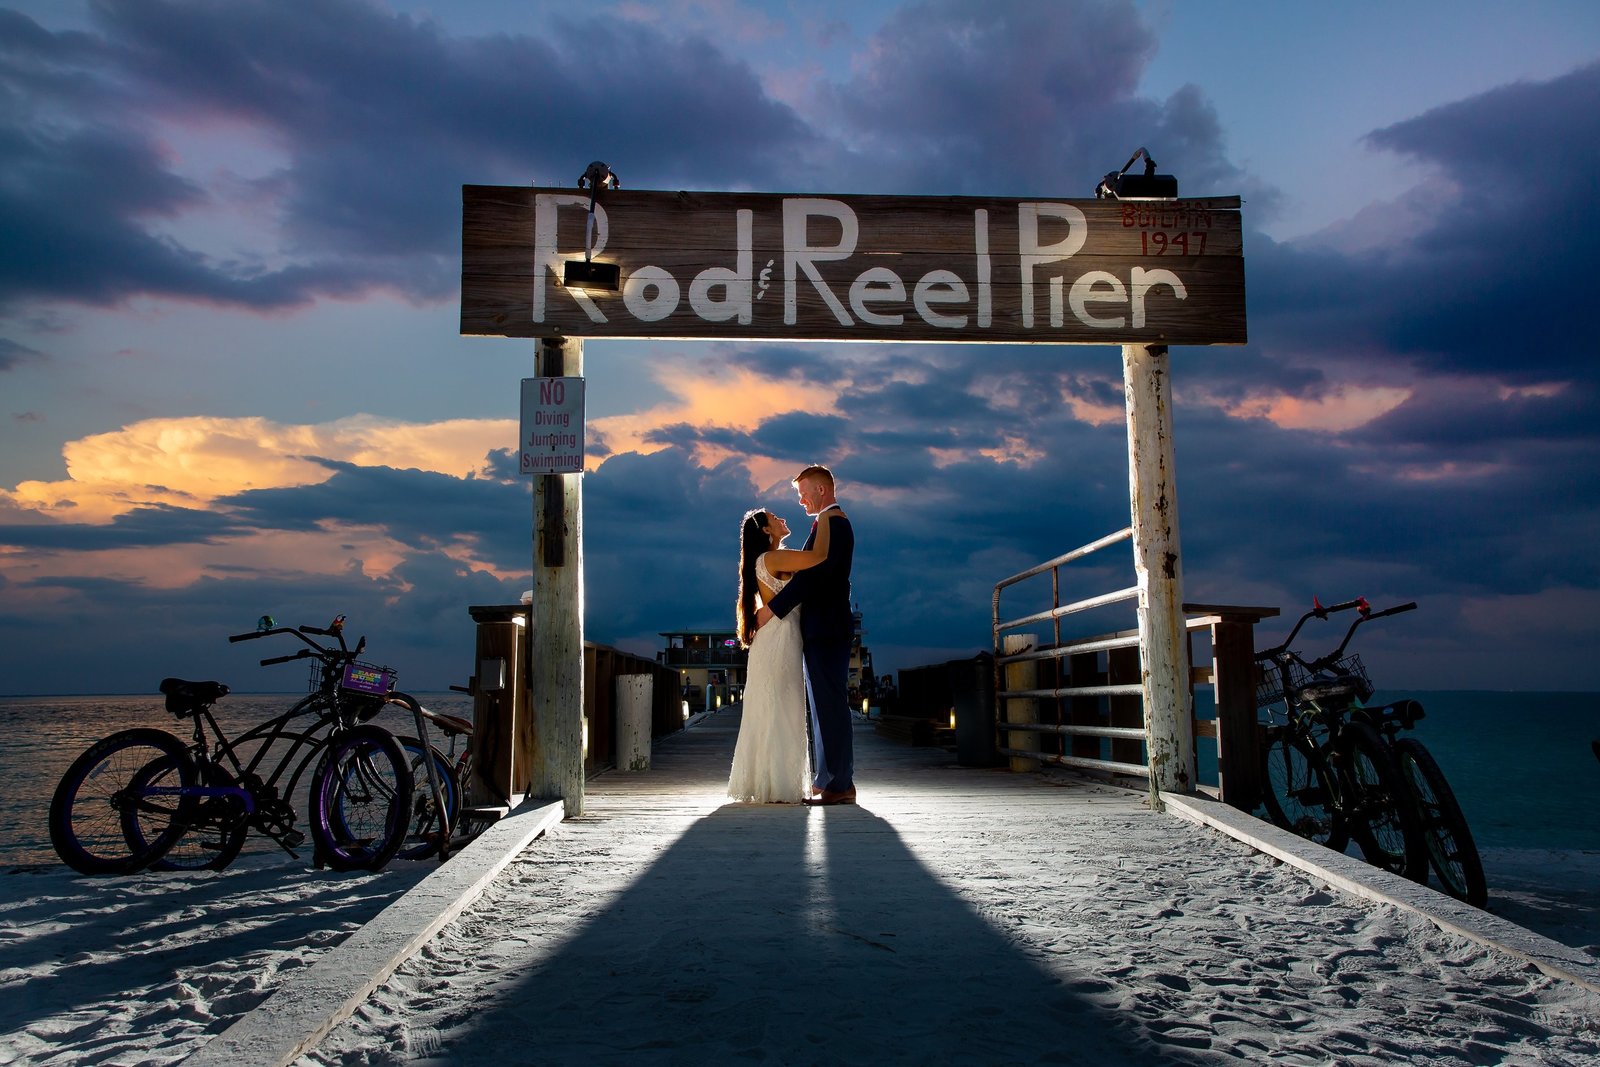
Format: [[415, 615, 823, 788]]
[[736, 509, 771, 648]]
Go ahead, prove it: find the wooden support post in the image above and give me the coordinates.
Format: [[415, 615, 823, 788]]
[[1003, 634, 1040, 772], [465, 608, 529, 806], [1210, 618, 1260, 810], [530, 336, 585, 817], [1123, 342, 1194, 808]]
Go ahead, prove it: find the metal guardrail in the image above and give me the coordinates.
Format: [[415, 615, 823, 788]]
[[992, 527, 1147, 777], [992, 534, 1276, 805]]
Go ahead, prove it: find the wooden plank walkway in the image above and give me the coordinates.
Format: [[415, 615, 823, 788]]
[[291, 708, 1600, 1065]]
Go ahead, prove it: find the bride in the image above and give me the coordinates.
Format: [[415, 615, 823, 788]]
[[727, 507, 832, 803]]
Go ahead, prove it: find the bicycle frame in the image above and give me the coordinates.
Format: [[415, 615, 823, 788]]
[[170, 693, 367, 841], [158, 622, 398, 855]]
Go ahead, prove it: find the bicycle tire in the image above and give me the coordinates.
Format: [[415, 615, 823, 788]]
[[1259, 725, 1349, 851], [133, 760, 251, 872], [396, 735, 461, 861], [1335, 721, 1427, 881], [50, 729, 195, 875], [1393, 737, 1487, 907], [309, 725, 413, 872]]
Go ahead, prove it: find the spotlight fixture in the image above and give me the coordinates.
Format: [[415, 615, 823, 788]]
[[1095, 146, 1178, 200], [563, 160, 622, 291]]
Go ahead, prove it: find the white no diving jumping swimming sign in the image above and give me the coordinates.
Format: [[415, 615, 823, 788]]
[[519, 376, 585, 475]]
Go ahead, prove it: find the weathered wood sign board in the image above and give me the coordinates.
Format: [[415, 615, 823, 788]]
[[461, 186, 1245, 345]]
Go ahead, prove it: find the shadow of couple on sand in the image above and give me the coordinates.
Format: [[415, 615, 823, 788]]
[[426, 799, 1209, 1065]]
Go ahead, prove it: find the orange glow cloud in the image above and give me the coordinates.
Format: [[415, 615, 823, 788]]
[[1228, 385, 1411, 431], [0, 524, 406, 591], [4, 415, 514, 523], [1357, 459, 1510, 483], [1498, 381, 1566, 400], [588, 364, 839, 472]]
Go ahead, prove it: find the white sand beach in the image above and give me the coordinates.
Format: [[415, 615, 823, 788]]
[[4, 713, 1599, 1065]]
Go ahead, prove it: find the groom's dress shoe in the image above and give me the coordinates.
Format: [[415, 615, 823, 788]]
[[804, 788, 856, 806]]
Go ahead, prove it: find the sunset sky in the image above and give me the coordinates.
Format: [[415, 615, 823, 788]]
[[4, 0, 1600, 694]]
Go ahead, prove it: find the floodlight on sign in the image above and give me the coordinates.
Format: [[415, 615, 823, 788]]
[[563, 160, 622, 292], [1095, 146, 1178, 200]]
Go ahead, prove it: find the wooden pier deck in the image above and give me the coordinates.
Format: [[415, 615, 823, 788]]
[[200, 707, 1600, 1065]]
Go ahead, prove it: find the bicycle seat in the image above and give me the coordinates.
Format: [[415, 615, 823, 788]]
[[159, 677, 230, 716], [1373, 699, 1425, 729]]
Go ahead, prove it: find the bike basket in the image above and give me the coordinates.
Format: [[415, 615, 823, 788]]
[[1255, 658, 1311, 709], [341, 661, 396, 697], [1325, 654, 1373, 702]]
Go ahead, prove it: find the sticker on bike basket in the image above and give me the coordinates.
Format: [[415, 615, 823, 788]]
[[341, 663, 395, 695]]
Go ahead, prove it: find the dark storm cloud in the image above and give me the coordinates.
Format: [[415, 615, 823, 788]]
[[1362, 61, 1600, 371], [0, 555, 488, 693], [0, 0, 1254, 314], [1237, 62, 1600, 391], [0, 502, 243, 549], [1171, 399, 1600, 603], [0, 336, 40, 371], [0, 0, 819, 312], [582, 450, 759, 636], [229, 459, 511, 533], [817, 0, 1259, 203], [1364, 379, 1600, 450]]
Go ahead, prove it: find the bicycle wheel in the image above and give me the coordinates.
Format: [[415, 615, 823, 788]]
[[1259, 726, 1349, 851], [131, 760, 250, 872], [1335, 721, 1427, 881], [1393, 737, 1487, 907], [309, 725, 413, 872], [50, 729, 195, 875], [396, 735, 461, 861]]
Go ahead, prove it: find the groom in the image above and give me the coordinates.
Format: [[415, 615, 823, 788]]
[[758, 464, 856, 805]]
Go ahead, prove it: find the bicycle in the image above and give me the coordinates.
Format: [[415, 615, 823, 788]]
[[1255, 598, 1427, 882], [48, 618, 414, 875], [389, 695, 475, 862], [1364, 699, 1486, 907]]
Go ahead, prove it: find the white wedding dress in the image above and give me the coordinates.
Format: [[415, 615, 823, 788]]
[[727, 553, 809, 803]]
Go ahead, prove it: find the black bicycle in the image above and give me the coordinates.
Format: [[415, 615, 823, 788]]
[[1255, 598, 1427, 881], [1363, 699, 1486, 906], [49, 618, 414, 875]]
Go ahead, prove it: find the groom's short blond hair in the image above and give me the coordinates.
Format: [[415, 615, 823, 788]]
[[793, 464, 833, 489]]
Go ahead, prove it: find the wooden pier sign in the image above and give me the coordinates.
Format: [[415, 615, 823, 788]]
[[462, 187, 1245, 346]]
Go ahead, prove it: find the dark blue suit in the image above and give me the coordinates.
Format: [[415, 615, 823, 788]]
[[767, 508, 854, 793]]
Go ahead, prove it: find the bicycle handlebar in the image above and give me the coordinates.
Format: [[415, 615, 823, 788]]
[[1256, 598, 1368, 660], [1259, 598, 1419, 674], [226, 623, 362, 669]]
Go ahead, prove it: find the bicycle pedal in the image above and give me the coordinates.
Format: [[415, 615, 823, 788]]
[[281, 829, 306, 848]]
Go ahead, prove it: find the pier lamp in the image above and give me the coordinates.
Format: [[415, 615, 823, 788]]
[[563, 160, 622, 291], [1095, 146, 1178, 200]]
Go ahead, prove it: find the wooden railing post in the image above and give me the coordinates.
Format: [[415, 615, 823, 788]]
[[1002, 634, 1040, 772], [1210, 618, 1260, 810]]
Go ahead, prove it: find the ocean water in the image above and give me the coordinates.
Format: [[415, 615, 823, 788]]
[[1195, 689, 1600, 852], [3, 690, 1596, 868], [0, 691, 474, 868]]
